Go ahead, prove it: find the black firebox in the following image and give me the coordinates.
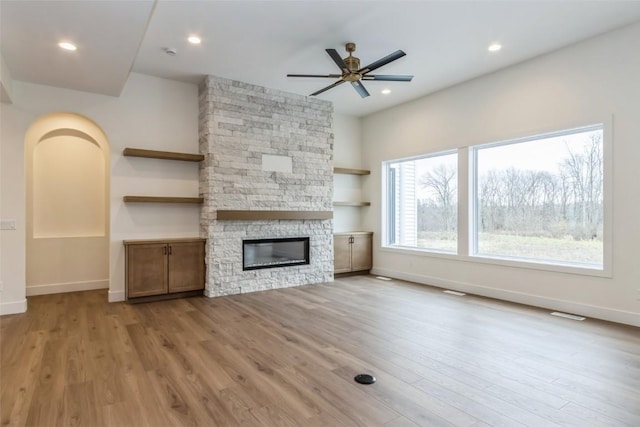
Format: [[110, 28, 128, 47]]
[[242, 237, 310, 271]]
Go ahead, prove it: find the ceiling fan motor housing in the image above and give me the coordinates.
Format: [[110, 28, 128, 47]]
[[344, 56, 360, 73]]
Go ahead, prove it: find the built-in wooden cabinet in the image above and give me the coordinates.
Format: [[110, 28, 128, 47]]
[[333, 167, 372, 274], [334, 232, 372, 275], [124, 238, 205, 301]]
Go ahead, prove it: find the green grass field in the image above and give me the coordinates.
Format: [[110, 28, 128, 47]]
[[416, 232, 602, 265]]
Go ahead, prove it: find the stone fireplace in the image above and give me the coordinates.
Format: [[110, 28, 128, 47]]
[[199, 76, 334, 297]]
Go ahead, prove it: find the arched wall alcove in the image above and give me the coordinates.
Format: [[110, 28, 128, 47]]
[[25, 112, 110, 296]]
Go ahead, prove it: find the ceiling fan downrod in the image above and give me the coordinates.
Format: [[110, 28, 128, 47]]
[[343, 42, 361, 76]]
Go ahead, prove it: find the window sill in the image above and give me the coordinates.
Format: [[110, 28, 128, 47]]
[[380, 245, 611, 278]]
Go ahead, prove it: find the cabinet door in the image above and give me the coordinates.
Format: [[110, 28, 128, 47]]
[[351, 234, 372, 272], [126, 244, 168, 298], [333, 235, 353, 274], [168, 241, 205, 293]]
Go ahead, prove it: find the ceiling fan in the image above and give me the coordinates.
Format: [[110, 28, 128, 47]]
[[287, 42, 413, 98]]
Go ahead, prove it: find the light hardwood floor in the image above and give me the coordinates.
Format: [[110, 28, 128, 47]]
[[1, 276, 639, 426]]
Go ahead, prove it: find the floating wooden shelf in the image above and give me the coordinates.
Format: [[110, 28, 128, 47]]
[[333, 231, 373, 236], [123, 148, 204, 162], [123, 196, 204, 204], [216, 210, 333, 220], [334, 168, 370, 207], [334, 167, 370, 175], [333, 201, 371, 207]]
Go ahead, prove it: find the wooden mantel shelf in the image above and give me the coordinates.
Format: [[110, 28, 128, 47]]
[[216, 210, 333, 220], [123, 148, 204, 162], [124, 196, 204, 204]]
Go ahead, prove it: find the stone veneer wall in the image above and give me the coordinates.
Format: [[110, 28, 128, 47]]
[[199, 75, 334, 297]]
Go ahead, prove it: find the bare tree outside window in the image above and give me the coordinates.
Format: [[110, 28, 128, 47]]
[[419, 163, 457, 233], [384, 124, 604, 269], [475, 126, 603, 267], [386, 152, 457, 252]]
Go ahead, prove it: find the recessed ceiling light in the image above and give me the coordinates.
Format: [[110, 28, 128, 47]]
[[188, 36, 202, 45], [488, 43, 502, 52], [381, 89, 391, 95], [58, 42, 77, 51]]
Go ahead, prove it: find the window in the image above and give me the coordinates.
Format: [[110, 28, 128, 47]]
[[381, 123, 607, 274], [472, 125, 604, 268], [384, 151, 458, 252]]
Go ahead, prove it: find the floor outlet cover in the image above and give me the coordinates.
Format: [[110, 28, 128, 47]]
[[354, 374, 376, 385]]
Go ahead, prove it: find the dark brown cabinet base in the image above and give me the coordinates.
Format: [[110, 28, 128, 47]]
[[124, 238, 205, 301]]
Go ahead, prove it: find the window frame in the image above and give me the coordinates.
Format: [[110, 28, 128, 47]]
[[381, 149, 459, 254], [470, 123, 608, 273], [380, 121, 612, 278]]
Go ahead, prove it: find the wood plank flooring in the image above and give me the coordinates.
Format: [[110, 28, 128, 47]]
[[1, 275, 639, 426]]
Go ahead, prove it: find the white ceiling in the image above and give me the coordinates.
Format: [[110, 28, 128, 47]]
[[2, 1, 640, 117]]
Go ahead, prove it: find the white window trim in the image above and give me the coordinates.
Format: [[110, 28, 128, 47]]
[[380, 119, 613, 279], [470, 123, 610, 276], [379, 245, 611, 278], [381, 149, 458, 252]]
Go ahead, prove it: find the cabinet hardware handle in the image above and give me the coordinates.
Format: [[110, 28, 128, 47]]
[[163, 246, 167, 255], [169, 245, 172, 255]]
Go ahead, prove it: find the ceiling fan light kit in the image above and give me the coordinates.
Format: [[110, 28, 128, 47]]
[[287, 42, 413, 98]]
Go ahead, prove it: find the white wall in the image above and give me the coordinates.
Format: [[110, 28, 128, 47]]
[[333, 114, 362, 167], [362, 23, 640, 327], [0, 72, 200, 313], [0, 49, 14, 104], [0, 103, 29, 313], [26, 115, 111, 296], [333, 114, 366, 232], [32, 135, 106, 237]]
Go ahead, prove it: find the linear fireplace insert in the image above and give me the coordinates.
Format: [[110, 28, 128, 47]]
[[242, 237, 310, 271]]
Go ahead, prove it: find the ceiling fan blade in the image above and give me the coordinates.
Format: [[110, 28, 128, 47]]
[[362, 74, 413, 81], [310, 79, 346, 96], [351, 80, 370, 98], [287, 74, 342, 78], [359, 50, 406, 74], [326, 49, 349, 73]]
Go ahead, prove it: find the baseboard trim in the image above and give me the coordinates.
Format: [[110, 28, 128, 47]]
[[371, 267, 640, 328], [26, 280, 108, 296], [334, 270, 371, 278], [0, 299, 27, 315], [108, 290, 125, 302], [127, 290, 204, 304]]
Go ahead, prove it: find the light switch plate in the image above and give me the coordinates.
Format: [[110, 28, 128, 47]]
[[0, 220, 17, 230]]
